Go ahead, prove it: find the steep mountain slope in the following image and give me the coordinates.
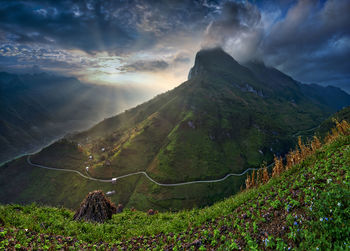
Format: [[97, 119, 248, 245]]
[[0, 72, 151, 163], [245, 61, 350, 111], [326, 82, 350, 94], [300, 84, 350, 111], [0, 126, 348, 250], [1, 48, 349, 211]]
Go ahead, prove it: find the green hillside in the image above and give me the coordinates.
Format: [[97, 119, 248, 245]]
[[0, 122, 349, 250], [1, 48, 347, 211], [317, 106, 350, 137]]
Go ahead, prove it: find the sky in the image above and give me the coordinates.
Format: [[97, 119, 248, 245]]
[[0, 0, 349, 92]]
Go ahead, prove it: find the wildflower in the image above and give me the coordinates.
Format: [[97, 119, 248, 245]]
[[294, 221, 298, 226], [320, 218, 323, 222], [337, 202, 341, 207], [286, 205, 291, 212], [325, 217, 328, 221], [25, 229, 28, 232], [309, 207, 312, 211], [327, 178, 332, 184], [263, 238, 269, 247]]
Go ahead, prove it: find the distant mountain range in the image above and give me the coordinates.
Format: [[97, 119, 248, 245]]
[[0, 72, 152, 163], [322, 82, 350, 94], [1, 48, 349, 211]]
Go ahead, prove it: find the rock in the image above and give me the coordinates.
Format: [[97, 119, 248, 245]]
[[148, 209, 158, 215], [73, 190, 117, 223], [116, 203, 124, 213]]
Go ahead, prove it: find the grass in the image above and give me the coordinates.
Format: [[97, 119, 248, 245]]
[[0, 130, 349, 249]]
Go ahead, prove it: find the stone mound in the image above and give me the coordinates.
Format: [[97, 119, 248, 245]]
[[73, 190, 117, 223]]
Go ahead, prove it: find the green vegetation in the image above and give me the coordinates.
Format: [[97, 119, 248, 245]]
[[0, 124, 349, 249], [1, 49, 338, 211], [317, 106, 350, 137]]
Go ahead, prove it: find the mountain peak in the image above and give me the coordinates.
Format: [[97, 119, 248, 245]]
[[195, 47, 232, 59], [188, 47, 240, 80]]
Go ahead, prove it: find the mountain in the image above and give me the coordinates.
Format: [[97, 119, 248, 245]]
[[1, 48, 350, 211], [0, 72, 152, 163], [1, 123, 349, 249], [244, 61, 350, 111], [323, 82, 350, 94], [300, 84, 350, 111]]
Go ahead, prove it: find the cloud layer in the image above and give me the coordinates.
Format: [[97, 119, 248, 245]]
[[0, 0, 349, 88]]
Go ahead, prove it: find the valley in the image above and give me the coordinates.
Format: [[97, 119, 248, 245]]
[[0, 72, 154, 163]]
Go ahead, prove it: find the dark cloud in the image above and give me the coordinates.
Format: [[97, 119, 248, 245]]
[[117, 51, 192, 73], [0, 1, 134, 54], [261, 0, 350, 86], [201, 0, 350, 88], [173, 53, 191, 63], [203, 1, 262, 62], [204, 1, 261, 45], [0, 0, 349, 89], [0, 0, 218, 55], [118, 60, 169, 73]]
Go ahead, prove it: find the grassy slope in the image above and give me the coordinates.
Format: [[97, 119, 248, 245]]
[[0, 133, 349, 250], [317, 106, 350, 137]]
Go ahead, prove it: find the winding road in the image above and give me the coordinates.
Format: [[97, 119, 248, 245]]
[[26, 155, 258, 186], [25, 125, 318, 187]]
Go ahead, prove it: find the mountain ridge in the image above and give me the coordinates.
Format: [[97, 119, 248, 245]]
[[1, 48, 350, 211], [0, 72, 153, 163]]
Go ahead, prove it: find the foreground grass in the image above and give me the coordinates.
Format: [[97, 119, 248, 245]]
[[0, 134, 349, 250]]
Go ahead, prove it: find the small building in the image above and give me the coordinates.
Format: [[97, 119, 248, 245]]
[[89, 155, 93, 160], [111, 178, 117, 184], [86, 166, 89, 172], [101, 147, 105, 152]]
